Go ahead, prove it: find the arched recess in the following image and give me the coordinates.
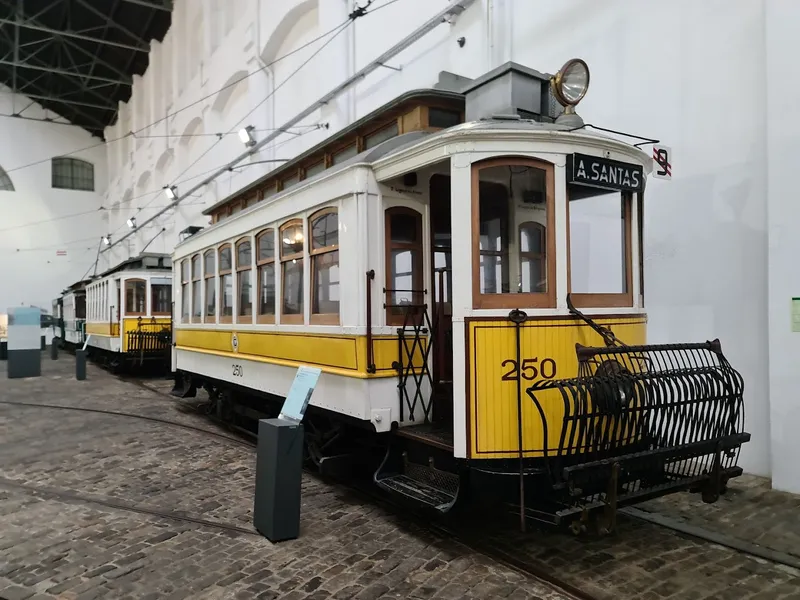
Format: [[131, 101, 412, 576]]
[[179, 116, 204, 148], [136, 170, 152, 191], [259, 0, 319, 64], [211, 70, 249, 114], [0, 164, 14, 191], [155, 149, 174, 173]]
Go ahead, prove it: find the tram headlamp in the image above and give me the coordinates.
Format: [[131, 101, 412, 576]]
[[551, 58, 590, 107]]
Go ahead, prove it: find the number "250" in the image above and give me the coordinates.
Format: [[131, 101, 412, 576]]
[[501, 358, 557, 381]]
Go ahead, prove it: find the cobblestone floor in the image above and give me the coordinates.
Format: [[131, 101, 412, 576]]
[[0, 355, 571, 600], [1, 354, 800, 600]]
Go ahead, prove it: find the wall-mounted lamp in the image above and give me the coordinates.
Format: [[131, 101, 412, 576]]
[[238, 125, 256, 147], [126, 217, 137, 229], [102, 235, 111, 246], [164, 185, 178, 200]]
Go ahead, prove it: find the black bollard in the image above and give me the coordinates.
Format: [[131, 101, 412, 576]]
[[50, 340, 58, 360], [0, 340, 6, 361], [75, 349, 86, 380], [40, 335, 46, 351]]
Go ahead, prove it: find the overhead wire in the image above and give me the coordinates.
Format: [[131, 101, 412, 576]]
[[1, 16, 354, 176]]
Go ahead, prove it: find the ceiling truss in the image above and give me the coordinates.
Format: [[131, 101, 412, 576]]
[[0, 0, 172, 138]]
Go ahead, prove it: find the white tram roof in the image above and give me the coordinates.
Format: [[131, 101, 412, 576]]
[[95, 252, 173, 279]]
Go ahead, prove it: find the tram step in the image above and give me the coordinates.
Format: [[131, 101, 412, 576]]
[[377, 474, 456, 512], [374, 447, 460, 513]]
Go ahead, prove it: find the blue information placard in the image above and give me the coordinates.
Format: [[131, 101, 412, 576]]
[[278, 366, 322, 422]]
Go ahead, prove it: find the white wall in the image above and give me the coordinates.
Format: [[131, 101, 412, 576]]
[[766, 0, 800, 494], [102, 0, 784, 484], [0, 87, 107, 314]]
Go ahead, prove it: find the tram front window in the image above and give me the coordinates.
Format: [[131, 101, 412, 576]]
[[473, 159, 554, 308], [568, 188, 632, 307]]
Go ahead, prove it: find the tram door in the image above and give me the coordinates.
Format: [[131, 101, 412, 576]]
[[430, 174, 453, 428]]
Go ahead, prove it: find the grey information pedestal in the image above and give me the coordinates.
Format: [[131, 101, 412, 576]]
[[253, 418, 305, 542], [252, 365, 321, 543]]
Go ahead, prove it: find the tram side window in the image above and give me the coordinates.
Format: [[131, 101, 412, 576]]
[[152, 283, 171, 315], [237, 238, 253, 320], [191, 255, 202, 321], [204, 250, 216, 322], [76, 295, 86, 319], [257, 229, 276, 323], [125, 279, 146, 315], [219, 245, 233, 322], [385, 207, 423, 326], [568, 189, 632, 306], [181, 260, 190, 321], [309, 208, 339, 324], [473, 160, 554, 309], [280, 220, 304, 323]]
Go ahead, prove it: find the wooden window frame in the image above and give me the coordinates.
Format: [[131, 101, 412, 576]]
[[203, 249, 216, 323], [279, 219, 305, 324], [362, 119, 400, 151], [518, 221, 547, 295], [236, 237, 254, 322], [471, 157, 556, 310], [218, 244, 233, 324], [280, 170, 301, 192], [151, 281, 171, 316], [191, 254, 202, 322], [385, 206, 424, 326], [256, 229, 276, 324], [125, 278, 147, 317], [181, 259, 190, 322], [566, 189, 633, 309], [638, 191, 644, 308], [309, 207, 340, 325]]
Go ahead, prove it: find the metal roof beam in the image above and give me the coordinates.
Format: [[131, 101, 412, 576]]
[[0, 18, 150, 53], [73, 0, 152, 50], [0, 90, 115, 111], [121, 0, 173, 11], [0, 58, 131, 85]]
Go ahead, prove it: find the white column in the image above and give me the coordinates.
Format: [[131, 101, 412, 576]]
[[767, 0, 800, 493]]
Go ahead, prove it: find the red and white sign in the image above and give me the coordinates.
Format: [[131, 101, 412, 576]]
[[55, 250, 67, 256], [652, 145, 672, 180]]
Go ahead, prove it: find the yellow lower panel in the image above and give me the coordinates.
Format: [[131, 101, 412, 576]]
[[175, 329, 424, 377], [468, 316, 647, 459], [122, 317, 171, 352], [86, 323, 113, 336]]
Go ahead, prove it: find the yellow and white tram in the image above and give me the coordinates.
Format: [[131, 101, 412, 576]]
[[170, 60, 749, 530], [84, 253, 173, 371], [52, 279, 90, 350]]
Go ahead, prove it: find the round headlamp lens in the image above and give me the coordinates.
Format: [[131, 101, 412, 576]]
[[556, 59, 590, 106]]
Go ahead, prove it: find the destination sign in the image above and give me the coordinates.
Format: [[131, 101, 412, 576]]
[[566, 153, 644, 193]]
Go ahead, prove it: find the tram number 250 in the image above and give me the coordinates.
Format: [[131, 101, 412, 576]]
[[501, 358, 557, 381], [232, 364, 244, 377]]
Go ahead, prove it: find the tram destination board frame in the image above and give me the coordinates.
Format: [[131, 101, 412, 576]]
[[566, 152, 644, 193]]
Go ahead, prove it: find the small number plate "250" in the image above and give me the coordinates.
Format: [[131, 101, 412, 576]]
[[232, 364, 243, 377]]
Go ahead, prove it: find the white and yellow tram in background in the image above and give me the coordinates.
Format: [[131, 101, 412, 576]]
[[170, 60, 749, 531], [52, 278, 90, 350], [81, 253, 173, 372]]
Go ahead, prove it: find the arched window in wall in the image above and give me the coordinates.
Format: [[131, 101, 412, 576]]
[[309, 208, 339, 324], [191, 255, 202, 322], [236, 238, 253, 320], [219, 244, 233, 323], [52, 157, 94, 191], [385, 207, 423, 326], [0, 165, 14, 191], [518, 222, 546, 294], [280, 220, 304, 324], [256, 229, 276, 323], [204, 250, 216, 322], [125, 279, 146, 316]]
